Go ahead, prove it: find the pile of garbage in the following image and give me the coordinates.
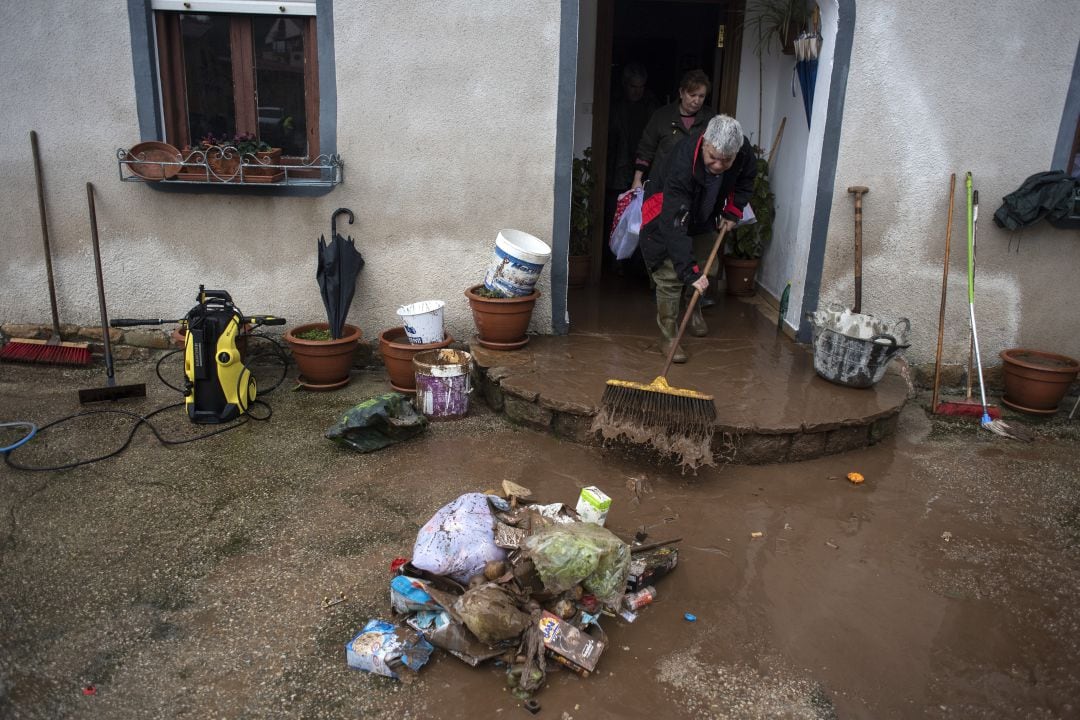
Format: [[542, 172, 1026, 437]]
[[344, 482, 679, 699]]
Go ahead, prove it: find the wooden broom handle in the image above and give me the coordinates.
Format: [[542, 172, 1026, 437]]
[[931, 174, 956, 413], [661, 224, 731, 377]]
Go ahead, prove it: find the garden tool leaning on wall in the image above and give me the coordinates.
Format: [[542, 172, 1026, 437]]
[[112, 286, 285, 424]]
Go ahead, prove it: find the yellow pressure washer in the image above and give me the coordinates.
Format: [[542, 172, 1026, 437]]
[[112, 286, 285, 424]]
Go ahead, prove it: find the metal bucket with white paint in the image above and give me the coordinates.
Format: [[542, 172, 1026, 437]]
[[810, 307, 910, 388], [484, 229, 551, 297], [413, 349, 472, 420]]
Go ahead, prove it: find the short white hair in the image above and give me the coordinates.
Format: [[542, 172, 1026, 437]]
[[702, 115, 743, 158]]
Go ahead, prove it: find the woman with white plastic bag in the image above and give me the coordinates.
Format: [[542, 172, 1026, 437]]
[[608, 187, 643, 260]]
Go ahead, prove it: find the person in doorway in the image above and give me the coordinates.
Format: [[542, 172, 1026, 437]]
[[630, 69, 715, 192], [605, 62, 659, 280], [638, 114, 756, 363], [607, 62, 658, 200]]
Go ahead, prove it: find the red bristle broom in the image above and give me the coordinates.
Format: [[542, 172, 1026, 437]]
[[930, 174, 999, 420], [0, 131, 91, 366]]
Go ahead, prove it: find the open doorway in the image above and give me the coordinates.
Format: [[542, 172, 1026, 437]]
[[569, 0, 745, 332]]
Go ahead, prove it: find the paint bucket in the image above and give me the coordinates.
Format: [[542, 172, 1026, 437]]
[[413, 348, 472, 420], [397, 300, 445, 344], [484, 229, 551, 297]]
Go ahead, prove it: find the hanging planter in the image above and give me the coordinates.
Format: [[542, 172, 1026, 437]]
[[465, 284, 539, 350], [999, 348, 1079, 415]]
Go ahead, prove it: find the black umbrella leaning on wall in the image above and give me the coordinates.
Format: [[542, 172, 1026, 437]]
[[317, 208, 365, 340]]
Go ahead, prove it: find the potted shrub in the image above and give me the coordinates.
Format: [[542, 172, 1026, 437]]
[[465, 284, 540, 351], [745, 0, 812, 55], [723, 151, 774, 296], [568, 147, 593, 288]]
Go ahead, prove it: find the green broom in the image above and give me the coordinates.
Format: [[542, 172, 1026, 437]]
[[593, 227, 729, 469]]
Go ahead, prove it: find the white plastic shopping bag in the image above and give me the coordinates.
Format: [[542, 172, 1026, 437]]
[[736, 202, 756, 227], [609, 188, 643, 260]]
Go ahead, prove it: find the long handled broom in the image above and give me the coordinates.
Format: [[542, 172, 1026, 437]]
[[592, 227, 728, 470], [964, 173, 1031, 442], [0, 131, 90, 366]]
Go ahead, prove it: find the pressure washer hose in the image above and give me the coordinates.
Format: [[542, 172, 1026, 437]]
[[0, 422, 37, 453]]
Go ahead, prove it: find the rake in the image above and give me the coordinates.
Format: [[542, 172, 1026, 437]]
[[592, 227, 728, 470]]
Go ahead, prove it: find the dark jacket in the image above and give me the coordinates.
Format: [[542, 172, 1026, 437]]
[[639, 133, 757, 285], [634, 101, 716, 183], [993, 170, 1079, 230], [607, 94, 659, 191]]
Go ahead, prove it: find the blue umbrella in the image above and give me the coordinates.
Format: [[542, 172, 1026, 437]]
[[793, 33, 821, 128]]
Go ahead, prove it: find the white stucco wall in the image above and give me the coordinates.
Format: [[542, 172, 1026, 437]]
[[0, 1, 562, 343], [821, 0, 1080, 368]]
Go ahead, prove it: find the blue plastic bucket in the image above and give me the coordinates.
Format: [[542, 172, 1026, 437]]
[[484, 229, 551, 297]]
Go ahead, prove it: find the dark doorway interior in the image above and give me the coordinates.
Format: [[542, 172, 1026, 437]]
[[573, 0, 742, 330]]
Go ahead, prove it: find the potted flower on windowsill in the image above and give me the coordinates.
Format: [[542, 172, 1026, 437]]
[[179, 133, 282, 182], [568, 147, 594, 288], [232, 132, 282, 179], [724, 150, 774, 296]]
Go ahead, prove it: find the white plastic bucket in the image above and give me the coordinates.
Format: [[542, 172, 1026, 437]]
[[413, 349, 472, 420], [397, 300, 445, 344], [484, 229, 551, 297]]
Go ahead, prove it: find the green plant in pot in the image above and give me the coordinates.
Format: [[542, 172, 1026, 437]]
[[284, 208, 364, 390], [724, 150, 774, 296], [744, 0, 812, 56], [568, 147, 593, 288]]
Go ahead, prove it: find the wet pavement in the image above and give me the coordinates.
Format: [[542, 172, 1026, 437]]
[[470, 282, 907, 465], [2, 352, 1079, 719]]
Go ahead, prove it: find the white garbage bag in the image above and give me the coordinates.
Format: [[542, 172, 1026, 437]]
[[411, 493, 507, 583]]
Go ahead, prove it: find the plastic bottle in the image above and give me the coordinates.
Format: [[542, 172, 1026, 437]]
[[623, 586, 656, 611]]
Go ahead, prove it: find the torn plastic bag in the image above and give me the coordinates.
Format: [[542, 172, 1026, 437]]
[[345, 619, 434, 680], [454, 583, 532, 645], [325, 393, 428, 453], [412, 493, 507, 583], [523, 522, 631, 608], [406, 610, 505, 666], [390, 575, 442, 614]]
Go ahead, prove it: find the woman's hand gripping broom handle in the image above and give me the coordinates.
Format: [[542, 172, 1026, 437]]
[[660, 224, 731, 377]]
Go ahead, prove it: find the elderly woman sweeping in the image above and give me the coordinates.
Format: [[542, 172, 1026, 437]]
[[638, 114, 757, 363]]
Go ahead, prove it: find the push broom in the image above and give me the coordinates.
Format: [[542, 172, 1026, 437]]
[[932, 173, 999, 419], [0, 131, 91, 366], [592, 226, 728, 470], [962, 173, 1031, 442]]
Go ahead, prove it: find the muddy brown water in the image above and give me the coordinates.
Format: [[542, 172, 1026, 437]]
[[1, 360, 1079, 719]]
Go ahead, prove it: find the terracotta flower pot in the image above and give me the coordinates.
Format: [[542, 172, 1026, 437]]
[[465, 284, 540, 351], [999, 348, 1079, 415], [723, 256, 760, 296], [284, 322, 362, 390], [568, 255, 590, 288], [378, 326, 454, 393]]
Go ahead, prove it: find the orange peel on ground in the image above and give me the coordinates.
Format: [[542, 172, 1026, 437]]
[[847, 472, 865, 484]]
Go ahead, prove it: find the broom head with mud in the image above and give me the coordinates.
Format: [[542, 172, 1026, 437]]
[[592, 226, 729, 470], [595, 376, 717, 469]]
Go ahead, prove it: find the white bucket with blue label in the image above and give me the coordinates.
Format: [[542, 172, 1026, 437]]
[[484, 229, 551, 297], [397, 300, 445, 344]]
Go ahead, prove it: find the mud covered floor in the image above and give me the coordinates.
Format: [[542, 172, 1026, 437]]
[[2, 359, 1080, 719]]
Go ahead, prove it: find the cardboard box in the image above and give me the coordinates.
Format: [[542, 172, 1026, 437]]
[[538, 611, 606, 674], [575, 486, 612, 526]]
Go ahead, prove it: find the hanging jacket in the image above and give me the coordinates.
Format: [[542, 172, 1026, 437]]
[[992, 170, 1078, 230], [638, 133, 757, 285]]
